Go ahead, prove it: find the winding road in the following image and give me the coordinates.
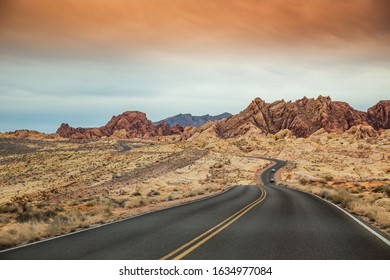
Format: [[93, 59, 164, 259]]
[[1, 158, 389, 259]]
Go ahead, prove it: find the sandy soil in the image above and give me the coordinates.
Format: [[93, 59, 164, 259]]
[[1, 128, 389, 248], [236, 129, 390, 234], [0, 137, 267, 249]]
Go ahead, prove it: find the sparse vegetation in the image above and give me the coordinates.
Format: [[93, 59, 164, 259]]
[[299, 178, 308, 185], [1, 127, 389, 249], [292, 182, 390, 233], [324, 175, 334, 181], [0, 137, 265, 250]]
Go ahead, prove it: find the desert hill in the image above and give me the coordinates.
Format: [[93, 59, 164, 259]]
[[0, 130, 61, 140]]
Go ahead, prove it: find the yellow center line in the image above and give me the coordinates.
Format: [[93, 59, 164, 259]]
[[160, 187, 267, 260]]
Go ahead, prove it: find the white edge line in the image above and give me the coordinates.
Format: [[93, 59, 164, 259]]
[[283, 183, 390, 248], [313, 192, 390, 247], [254, 156, 390, 247], [0, 186, 237, 254]]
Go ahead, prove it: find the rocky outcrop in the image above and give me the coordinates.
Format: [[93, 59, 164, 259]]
[[181, 126, 198, 140], [56, 97, 389, 140], [211, 96, 388, 138], [344, 125, 379, 140], [273, 129, 293, 140], [367, 101, 390, 130], [155, 112, 231, 128], [56, 111, 183, 140]]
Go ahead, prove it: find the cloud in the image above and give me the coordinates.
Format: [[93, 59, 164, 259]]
[[1, 49, 389, 132], [0, 1, 389, 132], [1, 0, 389, 55]]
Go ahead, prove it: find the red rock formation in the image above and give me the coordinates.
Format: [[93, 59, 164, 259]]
[[216, 96, 387, 138], [367, 101, 390, 130], [56, 111, 182, 139], [56, 97, 389, 140], [170, 124, 184, 135], [181, 126, 197, 140]]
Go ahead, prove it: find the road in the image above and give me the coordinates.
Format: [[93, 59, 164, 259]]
[[1, 158, 389, 259]]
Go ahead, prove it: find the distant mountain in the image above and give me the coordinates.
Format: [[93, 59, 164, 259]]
[[155, 113, 232, 128]]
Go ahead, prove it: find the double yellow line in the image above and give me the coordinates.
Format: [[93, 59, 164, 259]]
[[160, 187, 267, 260]]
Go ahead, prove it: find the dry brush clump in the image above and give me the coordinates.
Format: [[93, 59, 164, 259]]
[[290, 183, 390, 234]]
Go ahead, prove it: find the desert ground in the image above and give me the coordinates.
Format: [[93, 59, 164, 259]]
[[241, 128, 390, 235], [0, 136, 267, 249], [0, 128, 389, 249]]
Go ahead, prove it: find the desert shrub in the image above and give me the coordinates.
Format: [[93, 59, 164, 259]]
[[118, 189, 126, 196], [0, 203, 18, 213], [385, 187, 390, 198], [112, 173, 122, 179], [124, 197, 150, 209], [48, 215, 70, 234], [332, 181, 345, 185], [139, 197, 150, 207], [185, 190, 197, 197], [317, 190, 331, 199], [147, 190, 160, 197], [299, 178, 308, 185], [102, 206, 112, 216], [321, 184, 333, 190], [330, 190, 352, 207], [124, 199, 138, 209], [194, 187, 205, 195], [324, 175, 333, 181], [372, 185, 390, 197], [16, 209, 57, 223], [111, 198, 127, 208], [366, 210, 377, 222]]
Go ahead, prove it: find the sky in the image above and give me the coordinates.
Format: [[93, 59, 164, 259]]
[[0, 0, 389, 132]]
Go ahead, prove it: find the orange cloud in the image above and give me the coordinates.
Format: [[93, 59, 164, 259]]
[[0, 0, 389, 54]]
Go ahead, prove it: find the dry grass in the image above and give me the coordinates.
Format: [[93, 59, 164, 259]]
[[0, 186, 230, 250], [289, 183, 390, 235], [3, 129, 388, 249], [0, 137, 265, 250]]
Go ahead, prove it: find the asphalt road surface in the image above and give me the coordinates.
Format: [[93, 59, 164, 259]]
[[1, 158, 389, 259]]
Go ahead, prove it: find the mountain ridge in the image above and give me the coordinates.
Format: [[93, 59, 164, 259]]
[[210, 96, 389, 138], [54, 96, 389, 140], [154, 112, 231, 128]]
